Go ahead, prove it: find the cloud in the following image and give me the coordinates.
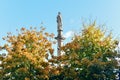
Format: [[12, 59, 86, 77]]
[[64, 31, 74, 38], [69, 19, 75, 24], [118, 42, 120, 47]]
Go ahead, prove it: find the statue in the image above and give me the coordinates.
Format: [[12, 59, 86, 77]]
[[57, 12, 62, 30]]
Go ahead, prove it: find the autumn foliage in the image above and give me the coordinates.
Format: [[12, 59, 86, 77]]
[[0, 27, 55, 80], [59, 22, 119, 80], [0, 22, 119, 80]]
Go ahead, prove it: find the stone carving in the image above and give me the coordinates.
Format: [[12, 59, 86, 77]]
[[57, 12, 62, 30]]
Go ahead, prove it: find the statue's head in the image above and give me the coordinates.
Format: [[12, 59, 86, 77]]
[[58, 12, 61, 15]]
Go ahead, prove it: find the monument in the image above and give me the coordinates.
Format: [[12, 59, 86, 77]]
[[55, 12, 65, 56]]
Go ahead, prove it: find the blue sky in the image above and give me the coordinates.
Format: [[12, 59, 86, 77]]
[[0, 0, 120, 45]]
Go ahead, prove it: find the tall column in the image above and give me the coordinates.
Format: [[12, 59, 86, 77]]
[[55, 12, 65, 56]]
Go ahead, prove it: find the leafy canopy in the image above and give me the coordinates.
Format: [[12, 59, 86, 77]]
[[0, 22, 119, 80], [58, 22, 119, 80], [0, 27, 55, 80]]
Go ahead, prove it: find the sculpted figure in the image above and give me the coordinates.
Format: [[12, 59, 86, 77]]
[[57, 12, 62, 30]]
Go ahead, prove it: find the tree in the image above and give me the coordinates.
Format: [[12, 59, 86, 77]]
[[0, 27, 55, 80], [0, 21, 119, 80], [59, 22, 119, 80]]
